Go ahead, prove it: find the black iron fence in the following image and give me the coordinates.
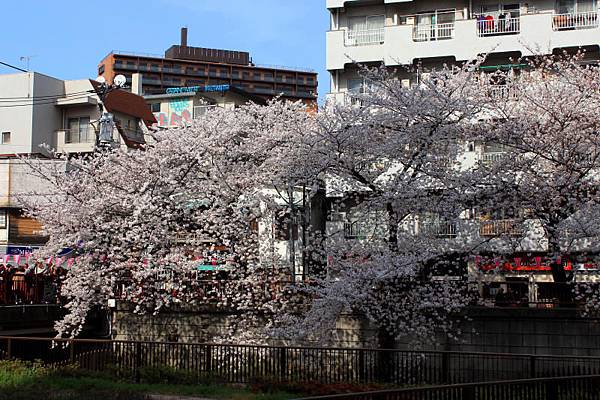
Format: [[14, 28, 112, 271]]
[[2, 337, 600, 386], [292, 375, 600, 400]]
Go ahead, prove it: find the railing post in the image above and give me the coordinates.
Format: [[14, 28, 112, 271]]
[[279, 347, 288, 381], [546, 380, 558, 400], [134, 341, 142, 383], [442, 352, 450, 383], [530, 355, 537, 378], [6, 338, 11, 359], [358, 349, 366, 383], [463, 386, 475, 400], [69, 340, 75, 364], [206, 344, 212, 373]]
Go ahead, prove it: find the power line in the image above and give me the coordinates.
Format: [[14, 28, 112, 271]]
[[0, 94, 97, 108], [0, 61, 27, 73], [0, 90, 95, 102]]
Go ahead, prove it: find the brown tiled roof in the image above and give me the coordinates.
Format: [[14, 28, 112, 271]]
[[90, 80, 157, 126]]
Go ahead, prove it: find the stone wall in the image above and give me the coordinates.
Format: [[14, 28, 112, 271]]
[[111, 304, 378, 347], [398, 307, 600, 356], [112, 305, 600, 356]]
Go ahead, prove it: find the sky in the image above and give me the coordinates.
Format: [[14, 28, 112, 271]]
[[0, 0, 329, 102]]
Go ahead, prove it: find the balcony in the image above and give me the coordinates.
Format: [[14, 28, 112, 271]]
[[552, 11, 599, 30], [477, 17, 520, 36], [413, 23, 455, 42], [480, 219, 523, 237], [344, 28, 385, 46], [56, 128, 96, 153]]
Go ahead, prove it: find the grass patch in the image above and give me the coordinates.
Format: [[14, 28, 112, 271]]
[[0, 360, 299, 400]]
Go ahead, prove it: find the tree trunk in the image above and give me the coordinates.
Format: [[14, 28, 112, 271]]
[[376, 328, 395, 383], [386, 203, 399, 252]]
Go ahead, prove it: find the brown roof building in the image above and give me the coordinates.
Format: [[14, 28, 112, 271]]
[[98, 28, 318, 107]]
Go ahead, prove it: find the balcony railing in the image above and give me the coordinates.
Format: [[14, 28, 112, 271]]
[[480, 219, 523, 236], [344, 28, 385, 46], [344, 221, 365, 239], [482, 151, 505, 165], [413, 23, 455, 41], [421, 221, 458, 238], [552, 11, 599, 30], [477, 17, 520, 36], [62, 127, 96, 144], [488, 85, 519, 100]]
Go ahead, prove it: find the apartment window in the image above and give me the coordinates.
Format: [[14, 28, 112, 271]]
[[98, 65, 105, 75], [554, 0, 598, 29], [346, 15, 385, 46], [1, 132, 10, 144], [414, 9, 456, 41], [349, 15, 384, 31], [0, 209, 6, 229], [66, 117, 91, 144], [557, 0, 597, 14]]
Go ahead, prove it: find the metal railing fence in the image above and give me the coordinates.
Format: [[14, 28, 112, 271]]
[[3, 337, 600, 385], [292, 375, 600, 400]]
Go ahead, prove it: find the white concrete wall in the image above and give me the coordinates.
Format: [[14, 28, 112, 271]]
[[0, 73, 36, 154], [30, 73, 66, 155]]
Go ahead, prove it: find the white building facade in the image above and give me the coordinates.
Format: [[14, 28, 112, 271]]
[[325, 0, 600, 306], [327, 0, 600, 102]]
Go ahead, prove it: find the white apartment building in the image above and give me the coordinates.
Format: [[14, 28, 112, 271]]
[[327, 0, 600, 102]]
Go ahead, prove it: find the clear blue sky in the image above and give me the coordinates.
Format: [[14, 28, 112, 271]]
[[0, 0, 329, 102]]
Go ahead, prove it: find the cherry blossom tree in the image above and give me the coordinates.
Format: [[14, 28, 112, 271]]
[[22, 54, 600, 345]]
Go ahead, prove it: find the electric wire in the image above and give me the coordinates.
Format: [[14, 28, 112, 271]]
[[0, 61, 27, 73], [0, 94, 99, 108], [0, 90, 97, 103]]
